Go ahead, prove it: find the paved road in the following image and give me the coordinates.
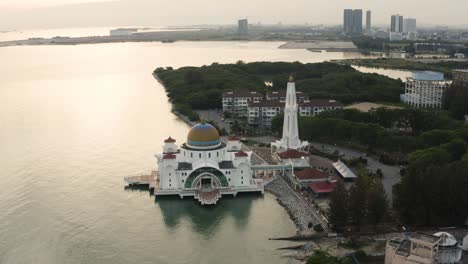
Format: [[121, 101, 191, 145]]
[[309, 142, 401, 201]]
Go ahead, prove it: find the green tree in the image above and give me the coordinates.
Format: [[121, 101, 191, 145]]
[[184, 70, 204, 84], [329, 181, 349, 230], [231, 120, 243, 135], [307, 251, 352, 264], [348, 175, 369, 226], [271, 113, 284, 136], [367, 181, 389, 225]]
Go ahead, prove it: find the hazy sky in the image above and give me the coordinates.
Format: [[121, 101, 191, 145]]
[[1, 0, 467, 30]]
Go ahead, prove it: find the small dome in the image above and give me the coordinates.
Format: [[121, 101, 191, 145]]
[[187, 123, 221, 149]]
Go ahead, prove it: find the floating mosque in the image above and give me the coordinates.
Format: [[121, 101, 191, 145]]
[[125, 76, 319, 205]]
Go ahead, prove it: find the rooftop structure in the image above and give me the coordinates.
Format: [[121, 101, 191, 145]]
[[385, 232, 463, 264], [332, 160, 357, 180]]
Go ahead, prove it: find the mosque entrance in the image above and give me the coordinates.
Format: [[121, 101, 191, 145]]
[[200, 177, 213, 191]]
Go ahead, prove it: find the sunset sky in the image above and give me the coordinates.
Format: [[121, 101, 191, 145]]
[[1, 0, 467, 29]]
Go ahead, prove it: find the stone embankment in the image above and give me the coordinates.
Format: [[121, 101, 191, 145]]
[[265, 178, 317, 232]]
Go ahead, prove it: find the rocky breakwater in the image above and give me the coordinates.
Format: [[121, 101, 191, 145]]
[[266, 178, 318, 232]]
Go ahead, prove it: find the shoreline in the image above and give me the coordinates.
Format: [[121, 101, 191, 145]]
[[265, 178, 320, 233]]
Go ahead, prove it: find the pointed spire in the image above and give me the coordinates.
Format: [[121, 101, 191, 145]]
[[289, 75, 295, 82]]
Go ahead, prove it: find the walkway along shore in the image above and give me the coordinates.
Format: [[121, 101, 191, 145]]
[[265, 177, 324, 232]]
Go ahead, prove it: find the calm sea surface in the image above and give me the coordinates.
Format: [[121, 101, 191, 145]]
[[0, 41, 410, 264]]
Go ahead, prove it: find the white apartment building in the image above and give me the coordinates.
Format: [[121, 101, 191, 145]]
[[248, 99, 343, 128], [222, 91, 262, 117], [403, 71, 451, 108], [299, 99, 344, 116], [247, 100, 284, 128]]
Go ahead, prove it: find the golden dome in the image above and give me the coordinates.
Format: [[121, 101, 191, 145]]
[[187, 123, 221, 149]]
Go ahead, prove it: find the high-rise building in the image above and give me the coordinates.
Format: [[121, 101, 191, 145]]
[[391, 14, 404, 32], [352, 9, 363, 34], [343, 9, 354, 33], [343, 9, 363, 35], [404, 18, 417, 33], [366, 10, 372, 31], [238, 19, 248, 36], [390, 14, 404, 41]]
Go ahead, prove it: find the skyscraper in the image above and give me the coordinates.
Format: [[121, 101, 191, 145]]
[[391, 14, 404, 32], [343, 9, 363, 35], [390, 14, 404, 41], [343, 9, 354, 34], [404, 18, 418, 40], [404, 18, 417, 33], [366, 10, 372, 31], [352, 9, 363, 34], [238, 19, 248, 36]]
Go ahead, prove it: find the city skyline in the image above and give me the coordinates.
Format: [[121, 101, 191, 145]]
[[1, 0, 468, 30]]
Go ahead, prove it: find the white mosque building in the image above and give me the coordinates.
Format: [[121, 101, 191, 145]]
[[154, 122, 264, 205]]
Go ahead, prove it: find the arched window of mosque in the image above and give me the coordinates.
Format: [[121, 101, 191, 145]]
[[199, 153, 201, 158], [208, 153, 211, 158], [241, 181, 243, 184], [191, 153, 193, 158], [182, 179, 184, 183], [217, 152, 219, 157], [169, 179, 171, 182], [241, 170, 243, 174], [228, 178, 231, 181], [169, 184, 172, 187], [241, 177, 243, 180], [169, 173, 171, 176]]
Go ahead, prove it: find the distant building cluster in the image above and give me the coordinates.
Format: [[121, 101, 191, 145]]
[[390, 14, 418, 41], [343, 9, 371, 35], [342, 9, 419, 41], [222, 90, 343, 128], [109, 28, 138, 37]]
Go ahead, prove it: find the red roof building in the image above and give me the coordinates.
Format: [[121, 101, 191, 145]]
[[228, 136, 241, 141], [278, 149, 308, 160], [294, 168, 330, 181], [163, 153, 177, 159], [308, 182, 337, 194], [235, 151, 249, 157]]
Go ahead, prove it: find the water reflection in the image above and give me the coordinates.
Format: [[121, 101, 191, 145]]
[[156, 194, 261, 235]]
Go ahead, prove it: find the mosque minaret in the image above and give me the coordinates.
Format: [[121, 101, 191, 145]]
[[272, 75, 308, 152]]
